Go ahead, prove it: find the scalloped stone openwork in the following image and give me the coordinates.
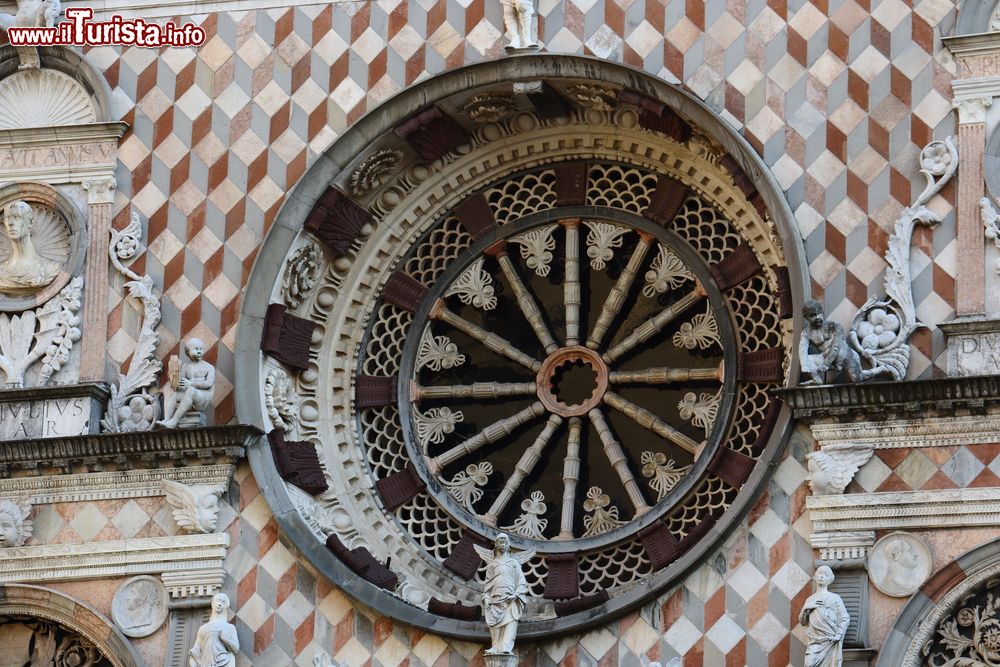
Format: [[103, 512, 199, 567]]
[[237, 56, 805, 641]]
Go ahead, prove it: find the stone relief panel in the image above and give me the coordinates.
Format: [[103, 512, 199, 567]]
[[868, 532, 932, 598], [0, 619, 113, 667], [110, 575, 168, 638]]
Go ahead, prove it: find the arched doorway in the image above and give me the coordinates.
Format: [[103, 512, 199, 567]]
[[0, 584, 144, 667], [235, 54, 808, 640]]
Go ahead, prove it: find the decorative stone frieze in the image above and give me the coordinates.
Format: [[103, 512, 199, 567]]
[[0, 533, 230, 586], [0, 425, 259, 476], [808, 488, 1000, 533], [0, 465, 234, 504]]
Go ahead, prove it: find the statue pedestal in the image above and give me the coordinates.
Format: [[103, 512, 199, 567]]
[[0, 381, 108, 440], [504, 44, 541, 54], [484, 653, 518, 667], [940, 317, 1000, 376]]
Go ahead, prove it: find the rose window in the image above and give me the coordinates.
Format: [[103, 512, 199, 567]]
[[246, 64, 799, 639], [398, 215, 734, 550]]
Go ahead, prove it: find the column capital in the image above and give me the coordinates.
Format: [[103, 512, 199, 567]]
[[954, 96, 993, 124], [82, 177, 117, 205]]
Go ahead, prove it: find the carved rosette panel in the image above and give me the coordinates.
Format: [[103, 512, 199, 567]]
[[255, 74, 795, 636]]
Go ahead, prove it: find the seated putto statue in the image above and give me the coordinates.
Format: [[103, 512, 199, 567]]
[[189, 593, 238, 667], [474, 533, 535, 657], [800, 566, 849, 667], [0, 200, 62, 296], [799, 300, 876, 385], [0, 0, 61, 34], [156, 338, 215, 429]]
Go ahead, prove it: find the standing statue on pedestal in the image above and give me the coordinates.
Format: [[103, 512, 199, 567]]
[[156, 338, 215, 429], [474, 533, 534, 659], [800, 566, 850, 667], [501, 0, 537, 50], [189, 593, 238, 667]]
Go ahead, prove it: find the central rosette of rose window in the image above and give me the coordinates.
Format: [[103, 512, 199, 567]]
[[406, 217, 732, 544]]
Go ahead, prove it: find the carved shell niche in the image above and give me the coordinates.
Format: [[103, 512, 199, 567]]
[[0, 69, 96, 129]]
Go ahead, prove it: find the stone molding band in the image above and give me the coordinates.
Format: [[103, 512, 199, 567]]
[[808, 488, 1000, 533], [0, 465, 235, 504], [0, 533, 230, 587]]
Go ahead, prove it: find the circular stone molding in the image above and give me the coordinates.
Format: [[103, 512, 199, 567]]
[[237, 55, 807, 640], [868, 532, 932, 598], [111, 575, 168, 638]]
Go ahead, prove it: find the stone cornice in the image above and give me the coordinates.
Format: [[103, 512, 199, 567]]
[[808, 488, 1000, 533], [0, 425, 262, 475], [0, 533, 229, 586], [0, 382, 109, 404], [0, 122, 128, 148], [810, 415, 1000, 449], [776, 376, 1000, 420], [943, 32, 1000, 60], [0, 465, 235, 504]]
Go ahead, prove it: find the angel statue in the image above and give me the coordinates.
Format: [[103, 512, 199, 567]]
[[474, 533, 535, 657], [189, 593, 239, 667], [800, 566, 849, 667], [161, 479, 225, 534], [807, 446, 873, 496]]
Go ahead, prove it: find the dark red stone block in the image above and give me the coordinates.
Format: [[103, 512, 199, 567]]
[[428, 598, 482, 621], [709, 244, 762, 292], [543, 553, 580, 600], [268, 430, 328, 495], [394, 106, 468, 163], [383, 272, 429, 313], [374, 463, 426, 512], [443, 531, 489, 580], [261, 303, 317, 371], [453, 192, 498, 241], [554, 590, 610, 617], [774, 266, 793, 319], [356, 375, 398, 408], [708, 446, 757, 490], [639, 522, 682, 571], [554, 162, 588, 206], [645, 175, 689, 226], [304, 186, 373, 255], [738, 347, 785, 383]]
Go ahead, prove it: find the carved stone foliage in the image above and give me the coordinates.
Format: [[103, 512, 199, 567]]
[[565, 84, 616, 112], [161, 479, 224, 534], [462, 94, 516, 123], [845, 137, 958, 382], [641, 452, 691, 501], [0, 275, 81, 388], [281, 241, 321, 310], [0, 497, 32, 547], [925, 577, 1000, 667], [442, 462, 493, 511], [445, 257, 496, 310], [0, 69, 95, 130], [349, 148, 403, 196], [501, 490, 548, 540], [581, 486, 626, 537], [102, 213, 163, 433], [0, 619, 112, 667]]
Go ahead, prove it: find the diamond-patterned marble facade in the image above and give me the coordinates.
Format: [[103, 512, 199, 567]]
[[69, 0, 965, 663]]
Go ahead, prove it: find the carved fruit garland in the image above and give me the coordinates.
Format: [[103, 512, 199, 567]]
[[0, 276, 82, 388], [847, 137, 958, 382]]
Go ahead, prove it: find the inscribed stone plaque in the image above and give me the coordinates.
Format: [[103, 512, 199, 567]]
[[942, 319, 1000, 376]]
